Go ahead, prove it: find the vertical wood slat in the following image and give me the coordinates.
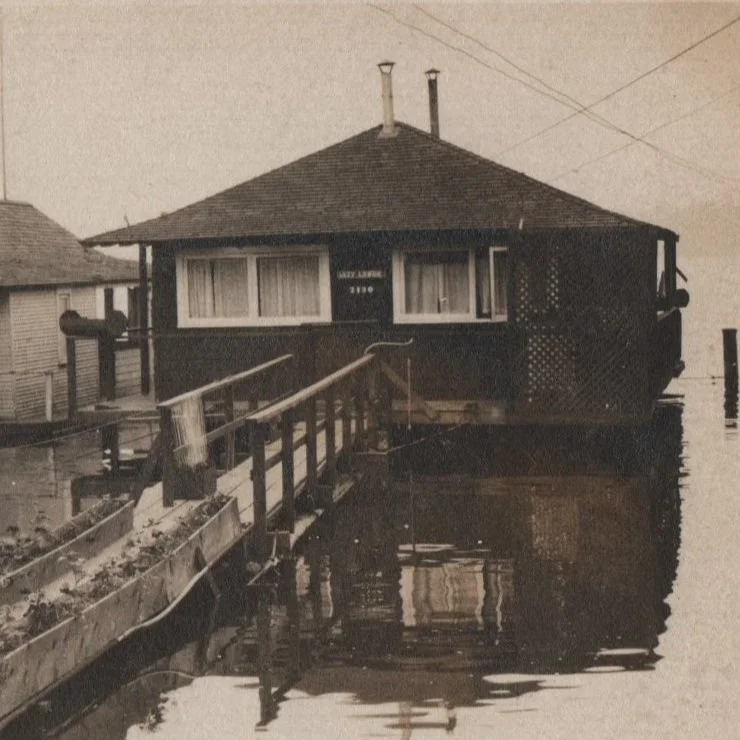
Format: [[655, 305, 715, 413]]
[[159, 405, 176, 507], [324, 386, 336, 486], [66, 337, 77, 420], [281, 410, 295, 533], [223, 384, 236, 470], [138, 243, 151, 396], [250, 422, 268, 559], [305, 398, 318, 494], [354, 377, 366, 451], [285, 558, 301, 683], [257, 586, 274, 725], [341, 383, 352, 457]]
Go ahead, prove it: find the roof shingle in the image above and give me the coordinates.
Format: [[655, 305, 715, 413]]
[[0, 201, 138, 288], [87, 122, 669, 246]]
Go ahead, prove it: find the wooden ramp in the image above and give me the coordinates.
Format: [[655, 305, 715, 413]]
[[0, 353, 383, 729]]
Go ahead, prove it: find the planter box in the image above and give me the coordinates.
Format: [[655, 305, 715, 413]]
[[0, 496, 242, 726], [0, 500, 135, 607]]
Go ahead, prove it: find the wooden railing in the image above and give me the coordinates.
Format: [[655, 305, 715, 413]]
[[244, 353, 381, 556], [157, 354, 295, 506]]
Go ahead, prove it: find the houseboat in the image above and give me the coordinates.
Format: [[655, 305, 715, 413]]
[[85, 64, 687, 427], [0, 200, 145, 438]]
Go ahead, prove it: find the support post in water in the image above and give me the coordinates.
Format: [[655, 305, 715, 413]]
[[723, 328, 738, 421], [257, 585, 274, 725], [281, 409, 295, 533], [250, 422, 269, 559], [159, 405, 176, 507]]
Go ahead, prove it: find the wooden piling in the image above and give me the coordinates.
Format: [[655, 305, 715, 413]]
[[281, 410, 295, 533], [138, 243, 150, 396], [159, 405, 176, 507], [250, 423, 269, 559], [66, 337, 77, 420], [285, 559, 301, 683], [223, 385, 236, 471], [324, 387, 336, 486], [257, 586, 274, 725], [723, 328, 738, 419], [305, 398, 318, 494]]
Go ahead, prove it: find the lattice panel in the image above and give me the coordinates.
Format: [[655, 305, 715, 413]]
[[523, 334, 577, 405], [512, 237, 653, 419]]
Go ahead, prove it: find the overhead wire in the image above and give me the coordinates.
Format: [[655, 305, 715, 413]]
[[491, 11, 740, 158], [546, 82, 740, 184], [377, 3, 740, 193]]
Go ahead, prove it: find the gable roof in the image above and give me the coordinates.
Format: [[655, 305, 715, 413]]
[[0, 201, 139, 288], [87, 122, 669, 246]]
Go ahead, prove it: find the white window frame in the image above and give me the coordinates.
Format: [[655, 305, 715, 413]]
[[392, 246, 508, 324], [489, 246, 509, 322], [176, 246, 332, 328]]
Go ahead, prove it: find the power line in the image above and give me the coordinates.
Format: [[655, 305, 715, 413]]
[[494, 11, 740, 157], [378, 4, 740, 192], [414, 4, 585, 113], [369, 3, 588, 115], [548, 83, 740, 186]]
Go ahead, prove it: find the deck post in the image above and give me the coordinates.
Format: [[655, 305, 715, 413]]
[[250, 422, 269, 559], [159, 405, 176, 507], [281, 409, 295, 532], [366, 361, 379, 447], [324, 386, 336, 486], [66, 337, 77, 420], [223, 385, 236, 470], [341, 382, 352, 463], [138, 244, 150, 396], [257, 586, 274, 725], [354, 376, 366, 451], [286, 558, 301, 683], [305, 398, 318, 495]]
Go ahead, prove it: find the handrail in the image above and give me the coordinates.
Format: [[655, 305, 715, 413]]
[[158, 354, 293, 410], [247, 354, 375, 425]]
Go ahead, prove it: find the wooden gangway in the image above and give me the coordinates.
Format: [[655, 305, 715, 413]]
[[0, 352, 384, 729]]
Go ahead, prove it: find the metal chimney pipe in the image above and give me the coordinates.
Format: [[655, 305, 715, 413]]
[[378, 61, 397, 137], [425, 68, 440, 138]]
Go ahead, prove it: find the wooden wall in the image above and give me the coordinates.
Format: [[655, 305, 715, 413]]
[[150, 230, 661, 422], [4, 288, 99, 421], [114, 345, 143, 398]]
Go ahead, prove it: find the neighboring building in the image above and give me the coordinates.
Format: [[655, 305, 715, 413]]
[[0, 200, 140, 424], [86, 66, 686, 426]]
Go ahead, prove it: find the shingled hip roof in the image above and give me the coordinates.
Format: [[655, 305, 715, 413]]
[[88, 122, 670, 246], [0, 201, 139, 288]]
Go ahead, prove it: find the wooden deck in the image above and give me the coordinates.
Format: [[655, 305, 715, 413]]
[[0, 353, 378, 728]]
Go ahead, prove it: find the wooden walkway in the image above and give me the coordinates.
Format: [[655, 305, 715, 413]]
[[1, 353, 381, 729]]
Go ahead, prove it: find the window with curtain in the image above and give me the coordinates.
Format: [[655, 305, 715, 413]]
[[257, 256, 321, 317], [187, 258, 250, 319], [403, 251, 470, 315], [178, 248, 330, 327], [395, 246, 508, 323]]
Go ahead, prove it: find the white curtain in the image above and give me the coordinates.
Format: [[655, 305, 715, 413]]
[[187, 259, 249, 318], [493, 251, 508, 317], [404, 252, 469, 314], [258, 256, 320, 317], [213, 260, 250, 317]]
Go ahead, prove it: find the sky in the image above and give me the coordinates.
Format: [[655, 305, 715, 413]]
[[2, 1, 740, 258]]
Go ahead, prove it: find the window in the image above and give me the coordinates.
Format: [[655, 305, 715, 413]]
[[393, 246, 508, 323], [176, 247, 331, 327], [57, 291, 71, 364]]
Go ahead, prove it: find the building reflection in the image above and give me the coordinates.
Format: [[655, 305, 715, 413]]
[[294, 401, 683, 695]]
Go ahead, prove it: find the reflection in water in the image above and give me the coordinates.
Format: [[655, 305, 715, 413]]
[[2, 403, 684, 738]]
